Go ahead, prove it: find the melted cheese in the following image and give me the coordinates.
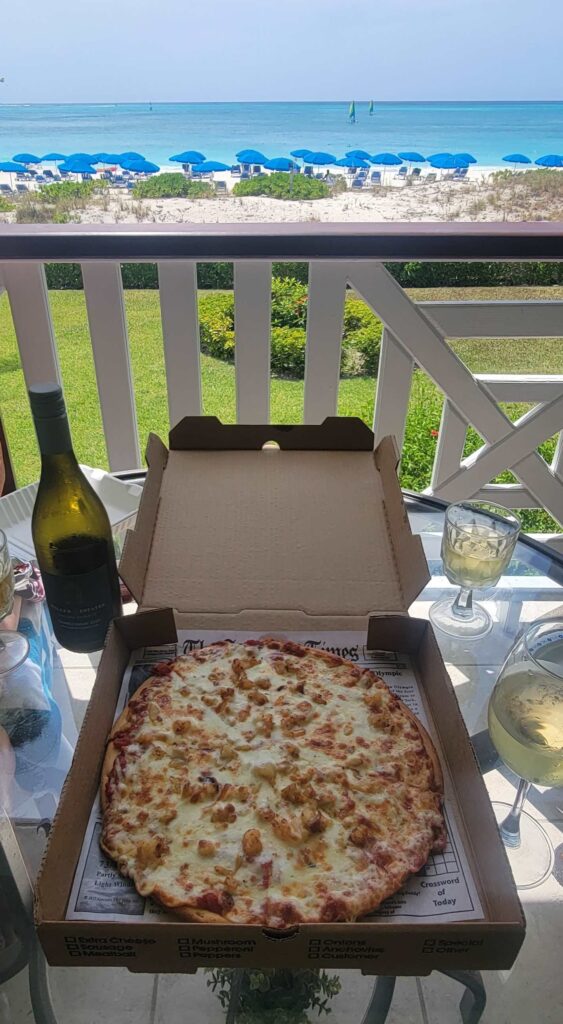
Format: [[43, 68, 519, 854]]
[[102, 641, 444, 926]]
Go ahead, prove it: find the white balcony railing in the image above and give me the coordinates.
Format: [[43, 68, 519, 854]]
[[0, 223, 562, 530]]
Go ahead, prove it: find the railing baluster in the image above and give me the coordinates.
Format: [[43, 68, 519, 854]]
[[158, 261, 202, 427], [373, 329, 413, 449], [1, 262, 60, 387], [304, 262, 348, 424], [81, 262, 140, 471], [430, 400, 467, 490], [234, 261, 271, 423]]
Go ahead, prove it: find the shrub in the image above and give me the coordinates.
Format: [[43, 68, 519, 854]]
[[343, 297, 379, 334], [132, 173, 214, 199], [0, 196, 14, 213], [271, 277, 308, 328], [233, 172, 330, 200], [345, 326, 382, 375], [270, 326, 307, 376], [15, 202, 53, 223], [38, 180, 106, 204], [198, 292, 235, 360], [341, 297, 383, 374]]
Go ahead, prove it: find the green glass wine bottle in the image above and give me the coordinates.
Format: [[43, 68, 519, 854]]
[[29, 383, 122, 652]]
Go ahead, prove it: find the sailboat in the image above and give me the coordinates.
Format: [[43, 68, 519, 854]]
[[368, 99, 374, 116], [349, 100, 356, 124]]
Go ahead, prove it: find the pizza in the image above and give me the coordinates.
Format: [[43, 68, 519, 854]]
[[100, 638, 446, 927]]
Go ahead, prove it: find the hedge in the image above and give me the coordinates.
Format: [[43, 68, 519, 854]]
[[197, 280, 382, 378], [43, 260, 563, 291]]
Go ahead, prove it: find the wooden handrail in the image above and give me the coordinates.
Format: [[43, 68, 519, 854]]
[[0, 221, 563, 261]]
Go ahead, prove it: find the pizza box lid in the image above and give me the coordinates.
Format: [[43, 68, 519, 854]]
[[119, 416, 430, 621]]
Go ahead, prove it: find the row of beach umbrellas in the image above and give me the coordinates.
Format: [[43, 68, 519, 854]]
[[3, 149, 563, 181]]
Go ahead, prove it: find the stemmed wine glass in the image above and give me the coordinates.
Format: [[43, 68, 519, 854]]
[[488, 618, 563, 889], [0, 529, 30, 674], [429, 501, 521, 639]]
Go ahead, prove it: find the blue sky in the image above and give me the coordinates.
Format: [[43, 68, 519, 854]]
[[3, 0, 562, 103]]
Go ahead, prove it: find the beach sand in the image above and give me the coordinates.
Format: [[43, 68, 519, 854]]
[[1, 165, 557, 224], [73, 167, 515, 224]]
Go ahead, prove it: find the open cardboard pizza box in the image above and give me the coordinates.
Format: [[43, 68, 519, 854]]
[[35, 417, 525, 973]]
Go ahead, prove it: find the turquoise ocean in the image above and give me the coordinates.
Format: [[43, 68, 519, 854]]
[[1, 101, 562, 168]]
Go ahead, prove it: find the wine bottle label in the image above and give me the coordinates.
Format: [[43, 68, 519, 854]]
[[42, 565, 118, 651]]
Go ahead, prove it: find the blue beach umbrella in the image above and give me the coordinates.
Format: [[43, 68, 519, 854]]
[[170, 150, 205, 164], [429, 154, 469, 169], [455, 152, 477, 164], [42, 152, 66, 161], [0, 161, 30, 172], [502, 153, 531, 165], [120, 151, 144, 160], [0, 160, 31, 187], [535, 154, 563, 168], [125, 159, 160, 173], [346, 149, 372, 160], [13, 152, 41, 164], [305, 151, 336, 165], [192, 160, 230, 172], [59, 157, 97, 174], [236, 149, 268, 164], [98, 153, 122, 164], [397, 151, 426, 163], [371, 152, 403, 165], [290, 148, 312, 159], [264, 158, 299, 171], [427, 152, 451, 161], [335, 156, 369, 169]]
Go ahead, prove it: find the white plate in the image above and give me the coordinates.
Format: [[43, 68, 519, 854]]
[[0, 466, 142, 559]]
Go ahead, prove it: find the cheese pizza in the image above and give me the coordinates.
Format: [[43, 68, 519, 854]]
[[100, 639, 446, 927]]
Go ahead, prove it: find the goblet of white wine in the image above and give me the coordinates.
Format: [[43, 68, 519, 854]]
[[488, 618, 563, 889], [430, 501, 520, 640], [0, 529, 30, 675]]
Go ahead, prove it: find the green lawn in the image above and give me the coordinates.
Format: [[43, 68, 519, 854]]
[[1, 287, 561, 533]]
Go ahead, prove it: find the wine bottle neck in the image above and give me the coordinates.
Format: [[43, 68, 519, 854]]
[[34, 414, 73, 456]]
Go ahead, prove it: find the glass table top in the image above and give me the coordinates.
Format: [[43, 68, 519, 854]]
[[1, 491, 562, 1024]]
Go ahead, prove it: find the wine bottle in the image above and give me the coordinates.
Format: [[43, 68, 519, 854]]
[[29, 383, 122, 652]]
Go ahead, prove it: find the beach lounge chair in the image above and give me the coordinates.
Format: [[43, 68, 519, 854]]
[[215, 180, 227, 195], [252, 165, 261, 175], [411, 167, 421, 180], [59, 170, 69, 178], [43, 169, 55, 179], [453, 167, 468, 180], [304, 166, 313, 177], [351, 177, 364, 190], [398, 166, 407, 178], [35, 175, 47, 184], [16, 183, 28, 193], [230, 164, 241, 176], [240, 170, 250, 180], [0, 184, 12, 194], [370, 171, 382, 185]]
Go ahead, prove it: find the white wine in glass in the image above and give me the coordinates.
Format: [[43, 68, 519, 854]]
[[430, 501, 520, 639], [0, 529, 30, 675], [488, 619, 563, 889]]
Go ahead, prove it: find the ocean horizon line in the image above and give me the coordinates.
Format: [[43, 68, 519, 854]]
[[2, 98, 563, 107]]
